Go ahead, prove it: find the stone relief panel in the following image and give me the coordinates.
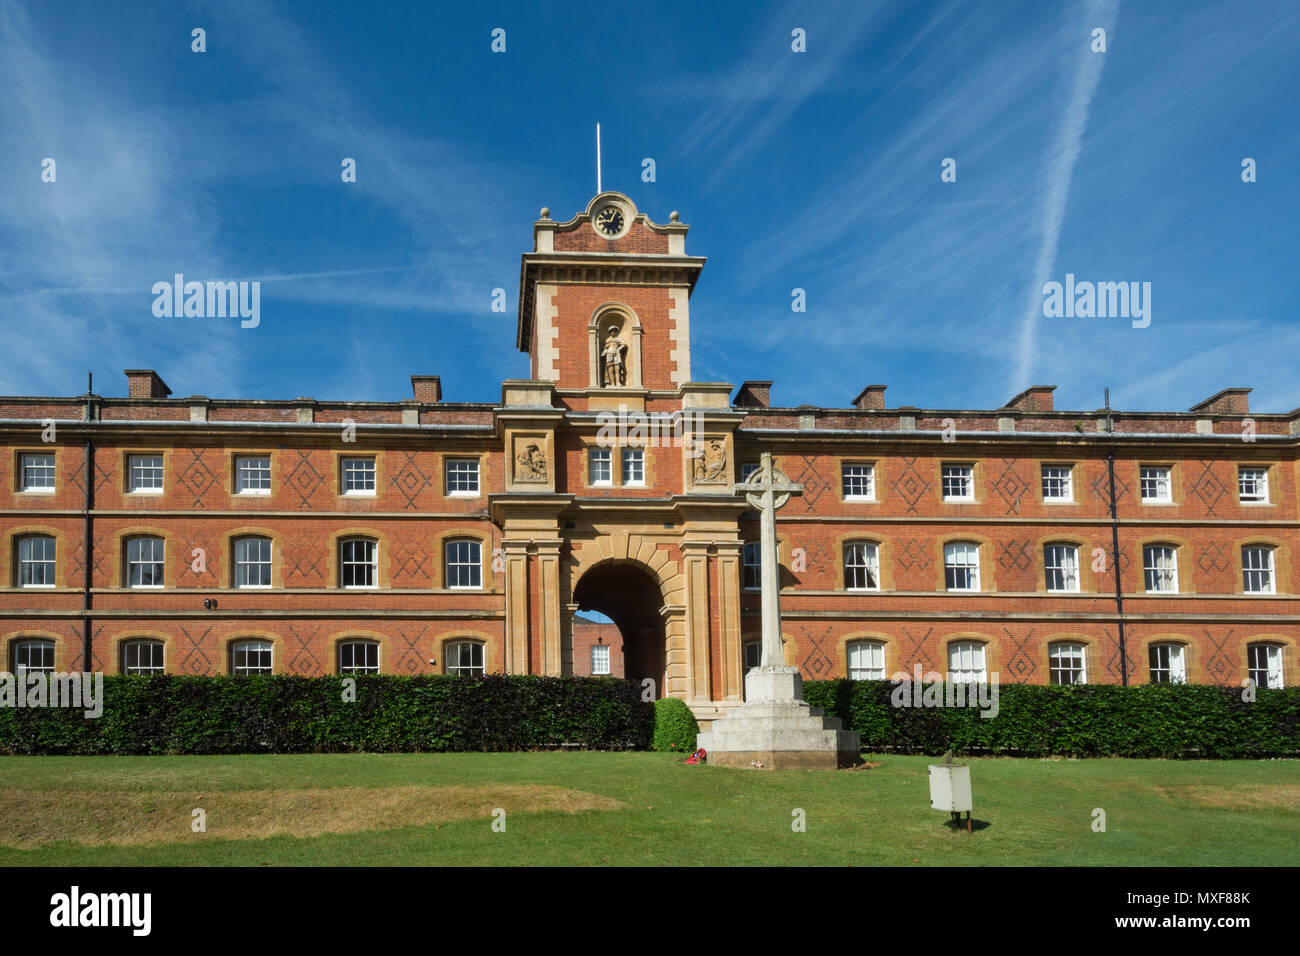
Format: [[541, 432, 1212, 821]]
[[513, 438, 548, 483]]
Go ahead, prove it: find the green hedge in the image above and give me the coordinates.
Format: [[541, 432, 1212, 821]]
[[651, 697, 699, 753], [802, 680, 1300, 758], [0, 674, 653, 755], [5, 675, 1295, 758]]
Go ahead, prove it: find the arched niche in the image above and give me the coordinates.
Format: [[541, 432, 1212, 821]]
[[588, 303, 643, 389]]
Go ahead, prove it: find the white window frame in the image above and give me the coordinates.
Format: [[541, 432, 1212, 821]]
[[1048, 642, 1087, 685], [125, 536, 165, 589], [16, 534, 56, 588], [1247, 643, 1283, 689], [843, 542, 880, 592], [20, 453, 55, 493], [847, 640, 885, 680], [842, 463, 876, 501], [233, 536, 273, 589], [12, 638, 55, 674], [944, 541, 981, 592], [941, 464, 974, 502], [589, 448, 613, 486], [446, 641, 485, 676], [739, 463, 759, 483], [948, 641, 987, 684], [235, 455, 272, 495], [341, 456, 377, 496], [445, 539, 482, 590], [1242, 546, 1275, 594], [127, 454, 164, 494], [340, 537, 377, 589], [591, 643, 611, 675], [1238, 467, 1269, 505], [338, 639, 380, 675], [1044, 544, 1081, 593], [122, 639, 165, 675], [1140, 465, 1172, 503], [1142, 544, 1179, 594], [1041, 464, 1073, 502], [230, 638, 273, 675], [446, 458, 480, 496], [622, 448, 645, 487], [1148, 643, 1186, 684], [742, 541, 761, 591]]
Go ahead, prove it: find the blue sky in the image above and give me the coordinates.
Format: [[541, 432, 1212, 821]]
[[3, 0, 1297, 414]]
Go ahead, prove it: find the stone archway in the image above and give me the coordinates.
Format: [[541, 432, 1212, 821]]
[[572, 561, 668, 697]]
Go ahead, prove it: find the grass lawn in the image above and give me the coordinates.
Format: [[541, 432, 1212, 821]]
[[0, 752, 1296, 866]]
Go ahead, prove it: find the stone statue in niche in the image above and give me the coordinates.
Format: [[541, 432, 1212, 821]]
[[514, 443, 547, 482], [601, 327, 627, 387], [692, 438, 728, 484]]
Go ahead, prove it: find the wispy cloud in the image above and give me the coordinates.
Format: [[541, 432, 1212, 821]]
[[673, 1, 883, 184]]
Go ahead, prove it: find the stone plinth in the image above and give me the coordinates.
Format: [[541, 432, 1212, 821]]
[[695, 666, 860, 770]]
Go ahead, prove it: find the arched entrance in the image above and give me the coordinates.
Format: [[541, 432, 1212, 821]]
[[572, 561, 667, 697]]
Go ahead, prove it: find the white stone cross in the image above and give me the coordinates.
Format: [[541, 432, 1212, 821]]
[[739, 451, 803, 667]]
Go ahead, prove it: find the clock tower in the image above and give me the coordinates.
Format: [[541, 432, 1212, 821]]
[[498, 192, 750, 711], [516, 191, 706, 407]]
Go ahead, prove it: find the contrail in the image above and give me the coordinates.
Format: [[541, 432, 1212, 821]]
[[1015, 0, 1121, 387]]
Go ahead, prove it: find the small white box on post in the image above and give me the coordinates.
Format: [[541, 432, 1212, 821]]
[[928, 760, 973, 832]]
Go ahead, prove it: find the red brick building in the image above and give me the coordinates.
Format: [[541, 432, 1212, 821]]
[[1, 192, 1294, 721]]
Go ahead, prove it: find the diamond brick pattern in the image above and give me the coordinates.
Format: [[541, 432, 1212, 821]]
[[1198, 542, 1231, 575], [176, 449, 219, 509], [998, 540, 1032, 572], [990, 458, 1030, 515], [891, 457, 932, 514], [284, 450, 326, 510], [1189, 461, 1228, 516], [800, 625, 835, 678], [895, 538, 932, 572], [786, 454, 830, 513], [391, 450, 433, 510], [1001, 626, 1037, 681]]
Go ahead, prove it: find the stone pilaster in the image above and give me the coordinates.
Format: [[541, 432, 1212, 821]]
[[680, 540, 713, 703], [503, 540, 531, 674], [536, 538, 563, 675], [715, 541, 744, 702]]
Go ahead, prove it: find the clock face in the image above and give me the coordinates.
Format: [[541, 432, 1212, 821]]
[[594, 205, 625, 236]]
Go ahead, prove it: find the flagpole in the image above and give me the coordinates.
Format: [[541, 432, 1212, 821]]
[[596, 122, 602, 194]]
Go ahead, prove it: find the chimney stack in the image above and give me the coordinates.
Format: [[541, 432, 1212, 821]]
[[124, 369, 172, 399], [852, 385, 887, 410], [734, 380, 773, 408], [411, 375, 442, 403], [1002, 386, 1055, 412], [1189, 388, 1250, 416]]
